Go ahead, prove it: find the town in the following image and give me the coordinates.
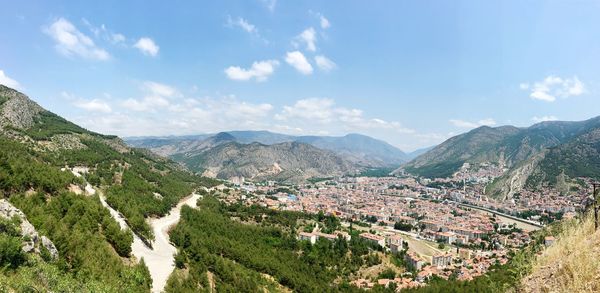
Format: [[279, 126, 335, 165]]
[[217, 164, 588, 290]]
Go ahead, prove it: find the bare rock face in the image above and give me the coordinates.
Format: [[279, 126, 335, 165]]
[[20, 220, 39, 253], [0, 85, 45, 130], [41, 236, 59, 260], [0, 199, 58, 258]]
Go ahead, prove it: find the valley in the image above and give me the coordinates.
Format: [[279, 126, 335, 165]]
[[0, 85, 598, 292], [2, 2, 599, 292]]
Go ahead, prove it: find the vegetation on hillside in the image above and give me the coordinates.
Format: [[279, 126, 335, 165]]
[[0, 138, 151, 291], [521, 212, 600, 292], [526, 133, 600, 188], [166, 196, 385, 292], [405, 119, 600, 181], [404, 160, 464, 179], [0, 88, 220, 291]]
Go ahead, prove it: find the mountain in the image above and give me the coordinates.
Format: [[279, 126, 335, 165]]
[[127, 131, 408, 168], [402, 125, 521, 178], [402, 117, 600, 179], [222, 131, 409, 166], [172, 140, 357, 183], [227, 130, 294, 144], [0, 85, 217, 291], [294, 133, 408, 167], [406, 145, 435, 160], [487, 124, 600, 199]]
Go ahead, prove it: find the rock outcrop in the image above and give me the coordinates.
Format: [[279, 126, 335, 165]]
[[0, 85, 45, 130], [0, 199, 58, 259]]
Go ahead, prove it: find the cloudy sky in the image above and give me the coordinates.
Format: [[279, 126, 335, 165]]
[[1, 0, 600, 151]]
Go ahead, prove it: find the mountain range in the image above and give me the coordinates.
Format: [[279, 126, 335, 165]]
[[126, 130, 416, 182], [401, 116, 600, 198]]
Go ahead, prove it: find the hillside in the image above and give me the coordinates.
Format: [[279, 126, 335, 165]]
[[172, 140, 357, 183], [487, 125, 600, 199], [127, 130, 408, 168], [403, 117, 600, 179], [0, 85, 218, 292], [521, 211, 600, 292], [402, 126, 521, 178], [405, 145, 435, 160], [295, 133, 408, 167]]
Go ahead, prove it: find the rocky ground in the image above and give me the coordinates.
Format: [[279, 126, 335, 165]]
[[0, 199, 58, 260]]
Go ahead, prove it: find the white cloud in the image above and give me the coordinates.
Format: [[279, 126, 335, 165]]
[[122, 96, 170, 112], [295, 27, 317, 52], [276, 97, 414, 134], [531, 115, 558, 123], [320, 15, 330, 29], [521, 75, 585, 102], [449, 118, 496, 128], [362, 118, 415, 134], [273, 124, 304, 134], [285, 51, 313, 75], [142, 81, 178, 97], [74, 99, 112, 113], [314, 55, 336, 72], [82, 19, 126, 45], [134, 37, 159, 57], [74, 90, 275, 137], [62, 83, 425, 150], [225, 60, 279, 82], [276, 98, 335, 123], [200, 95, 273, 120], [309, 11, 331, 30], [225, 16, 267, 43], [227, 16, 258, 34], [43, 18, 110, 60], [120, 81, 178, 112], [259, 0, 277, 12], [61, 91, 112, 113], [0, 70, 21, 89], [110, 33, 126, 44]]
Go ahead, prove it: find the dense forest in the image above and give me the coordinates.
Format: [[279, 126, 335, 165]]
[[165, 196, 393, 292], [0, 137, 151, 291]]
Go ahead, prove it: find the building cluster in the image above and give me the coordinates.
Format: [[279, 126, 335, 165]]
[[220, 168, 591, 288]]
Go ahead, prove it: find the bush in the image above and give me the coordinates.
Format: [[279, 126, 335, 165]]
[[378, 268, 396, 279], [0, 234, 26, 269]]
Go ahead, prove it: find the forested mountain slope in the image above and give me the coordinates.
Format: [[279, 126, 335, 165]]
[[403, 117, 600, 179], [487, 124, 600, 199], [0, 85, 218, 292]]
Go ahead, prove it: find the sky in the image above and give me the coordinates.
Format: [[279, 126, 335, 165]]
[[1, 0, 600, 151]]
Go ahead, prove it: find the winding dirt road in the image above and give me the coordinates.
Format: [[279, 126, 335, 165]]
[[99, 192, 201, 293]]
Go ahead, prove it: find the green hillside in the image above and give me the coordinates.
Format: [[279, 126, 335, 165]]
[[0, 85, 218, 291], [404, 118, 600, 180]]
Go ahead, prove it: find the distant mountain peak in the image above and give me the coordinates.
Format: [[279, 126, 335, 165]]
[[212, 132, 236, 142]]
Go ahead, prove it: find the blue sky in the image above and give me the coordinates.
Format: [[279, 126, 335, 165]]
[[1, 0, 599, 151]]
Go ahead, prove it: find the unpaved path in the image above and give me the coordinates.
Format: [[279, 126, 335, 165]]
[[99, 192, 201, 293]]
